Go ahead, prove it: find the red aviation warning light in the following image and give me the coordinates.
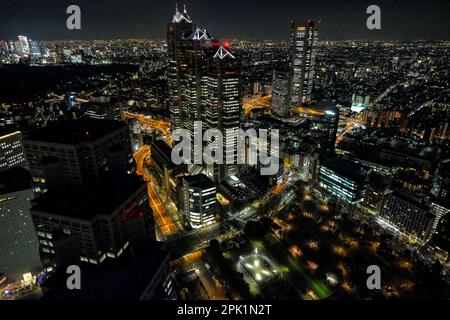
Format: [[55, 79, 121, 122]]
[[223, 40, 231, 49]]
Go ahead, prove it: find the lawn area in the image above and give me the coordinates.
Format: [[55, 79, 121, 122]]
[[255, 233, 332, 300]]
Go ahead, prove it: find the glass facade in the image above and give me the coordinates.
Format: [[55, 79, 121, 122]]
[[318, 166, 361, 203]]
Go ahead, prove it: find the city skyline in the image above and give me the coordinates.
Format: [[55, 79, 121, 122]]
[[0, 0, 449, 41]]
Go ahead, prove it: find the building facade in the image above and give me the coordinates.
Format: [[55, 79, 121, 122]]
[[0, 168, 42, 280], [167, 5, 195, 130], [150, 139, 187, 200], [318, 157, 369, 203], [83, 96, 122, 121], [319, 107, 339, 157], [271, 68, 291, 117], [379, 189, 437, 245], [23, 119, 133, 192], [166, 5, 242, 183], [0, 128, 27, 172], [181, 174, 218, 229], [204, 46, 242, 182], [31, 177, 152, 270], [289, 20, 318, 105]]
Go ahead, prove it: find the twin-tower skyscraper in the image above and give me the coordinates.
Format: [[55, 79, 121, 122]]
[[166, 5, 241, 183]]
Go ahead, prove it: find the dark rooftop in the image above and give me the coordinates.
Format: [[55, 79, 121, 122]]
[[321, 157, 369, 183], [31, 175, 145, 220], [0, 167, 31, 194], [439, 160, 450, 175], [41, 240, 169, 300], [24, 119, 127, 145], [0, 125, 20, 137], [389, 188, 431, 211], [184, 174, 215, 189], [151, 140, 172, 159], [151, 139, 177, 169], [367, 173, 391, 190]]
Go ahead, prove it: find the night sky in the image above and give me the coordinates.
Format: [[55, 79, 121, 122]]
[[0, 0, 449, 41]]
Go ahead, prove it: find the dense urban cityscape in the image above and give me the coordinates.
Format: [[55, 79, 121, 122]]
[[1, 1, 450, 306]]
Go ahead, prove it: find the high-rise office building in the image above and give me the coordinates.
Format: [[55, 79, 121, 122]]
[[5, 40, 14, 54], [41, 241, 175, 300], [204, 46, 242, 182], [24, 119, 153, 273], [0, 167, 42, 280], [31, 175, 152, 270], [167, 4, 214, 164], [181, 174, 218, 229], [150, 140, 187, 200], [431, 206, 450, 264], [166, 6, 241, 182], [271, 68, 291, 117], [318, 157, 369, 203], [17, 35, 30, 56], [431, 200, 450, 233], [182, 30, 211, 161], [167, 4, 194, 58], [0, 127, 27, 172], [23, 119, 133, 192], [83, 96, 122, 121], [379, 189, 437, 245], [319, 106, 339, 157], [167, 4, 195, 130], [431, 160, 450, 201], [289, 20, 318, 105], [29, 40, 41, 56]]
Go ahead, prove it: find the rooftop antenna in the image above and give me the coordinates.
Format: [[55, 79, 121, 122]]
[[213, 45, 235, 60], [172, 3, 192, 23]]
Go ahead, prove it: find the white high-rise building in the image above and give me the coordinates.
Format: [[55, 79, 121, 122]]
[[17, 35, 30, 56]]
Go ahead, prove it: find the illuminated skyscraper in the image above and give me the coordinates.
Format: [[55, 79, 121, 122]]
[[271, 67, 291, 117], [29, 40, 41, 56], [166, 4, 195, 129], [166, 6, 241, 182], [320, 106, 339, 157], [167, 4, 193, 57], [182, 28, 212, 161], [17, 35, 30, 56], [289, 20, 318, 105], [204, 45, 242, 182]]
